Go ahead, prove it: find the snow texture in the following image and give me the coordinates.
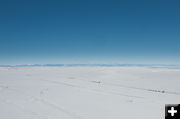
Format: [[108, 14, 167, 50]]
[[0, 66, 180, 119]]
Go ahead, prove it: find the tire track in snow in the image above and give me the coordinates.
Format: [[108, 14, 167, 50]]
[[103, 82, 180, 96], [39, 78, 144, 99], [65, 77, 180, 96], [0, 98, 47, 119], [37, 98, 85, 119], [0, 86, 86, 119]]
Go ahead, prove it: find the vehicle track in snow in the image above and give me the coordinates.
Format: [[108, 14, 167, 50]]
[[66, 76, 180, 96], [0, 85, 85, 119], [39, 78, 144, 99]]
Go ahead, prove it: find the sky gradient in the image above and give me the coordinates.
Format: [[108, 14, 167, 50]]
[[0, 0, 180, 65]]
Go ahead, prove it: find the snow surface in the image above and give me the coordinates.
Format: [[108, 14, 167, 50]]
[[0, 66, 180, 119]]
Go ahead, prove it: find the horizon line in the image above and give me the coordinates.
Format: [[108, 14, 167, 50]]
[[0, 63, 180, 68]]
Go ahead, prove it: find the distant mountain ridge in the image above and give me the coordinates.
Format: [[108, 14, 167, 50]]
[[0, 64, 180, 68]]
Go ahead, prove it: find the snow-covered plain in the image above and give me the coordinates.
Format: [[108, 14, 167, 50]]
[[0, 66, 180, 119]]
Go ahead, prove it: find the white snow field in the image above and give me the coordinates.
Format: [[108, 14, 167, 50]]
[[0, 66, 180, 119]]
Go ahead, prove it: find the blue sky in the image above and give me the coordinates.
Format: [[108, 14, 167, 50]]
[[0, 0, 180, 65]]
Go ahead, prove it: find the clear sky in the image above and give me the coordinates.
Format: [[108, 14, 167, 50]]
[[0, 0, 180, 65]]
